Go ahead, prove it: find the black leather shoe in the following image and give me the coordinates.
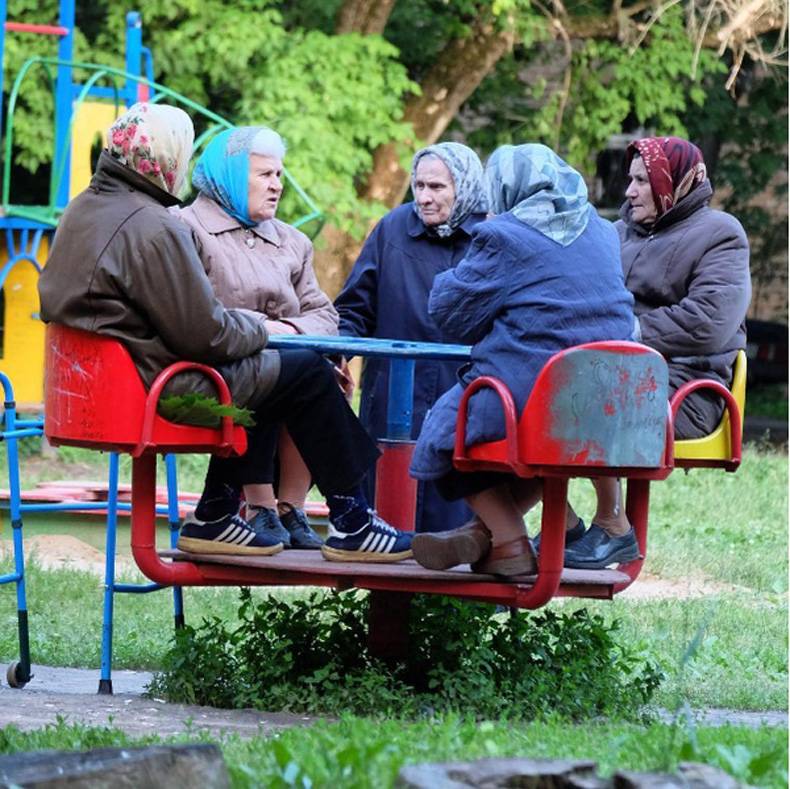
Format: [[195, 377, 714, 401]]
[[532, 518, 586, 555], [563, 524, 639, 569], [279, 505, 324, 549], [247, 506, 292, 548]]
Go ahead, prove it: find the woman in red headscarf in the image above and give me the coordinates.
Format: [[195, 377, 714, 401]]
[[558, 136, 752, 570]]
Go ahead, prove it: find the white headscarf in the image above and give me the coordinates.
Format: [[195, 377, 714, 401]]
[[411, 142, 487, 237], [107, 103, 194, 196]]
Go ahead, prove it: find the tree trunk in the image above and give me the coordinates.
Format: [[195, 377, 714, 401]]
[[315, 17, 518, 295], [335, 0, 397, 35], [361, 17, 517, 207]]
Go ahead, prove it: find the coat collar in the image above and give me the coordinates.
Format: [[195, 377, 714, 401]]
[[406, 202, 485, 240], [619, 180, 713, 236], [91, 151, 180, 207], [190, 192, 281, 245]]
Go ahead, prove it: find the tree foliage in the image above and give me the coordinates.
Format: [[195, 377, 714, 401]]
[[1, 0, 786, 296]]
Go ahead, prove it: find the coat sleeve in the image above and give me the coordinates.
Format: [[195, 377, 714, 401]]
[[637, 214, 751, 357], [428, 227, 513, 345], [334, 221, 382, 337], [124, 219, 269, 364], [278, 238, 339, 336]]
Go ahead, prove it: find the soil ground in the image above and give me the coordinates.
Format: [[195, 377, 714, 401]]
[[1, 666, 786, 739]]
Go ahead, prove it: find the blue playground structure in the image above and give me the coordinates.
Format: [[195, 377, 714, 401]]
[[0, 1, 323, 691]]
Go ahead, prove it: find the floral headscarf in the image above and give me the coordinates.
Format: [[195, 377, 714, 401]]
[[411, 142, 487, 237], [107, 103, 194, 196], [485, 143, 591, 247], [626, 136, 707, 217], [192, 127, 281, 228]]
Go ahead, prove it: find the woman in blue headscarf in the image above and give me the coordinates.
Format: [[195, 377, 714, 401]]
[[409, 143, 636, 576], [175, 127, 338, 551]]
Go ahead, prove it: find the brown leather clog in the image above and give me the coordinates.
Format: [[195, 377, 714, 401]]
[[471, 535, 537, 577], [412, 518, 492, 571]]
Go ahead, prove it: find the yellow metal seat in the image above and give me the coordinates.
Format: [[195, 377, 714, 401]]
[[673, 350, 746, 470]]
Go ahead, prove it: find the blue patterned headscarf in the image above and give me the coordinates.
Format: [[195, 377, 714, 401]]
[[411, 142, 488, 237], [486, 144, 591, 246], [192, 127, 282, 227]]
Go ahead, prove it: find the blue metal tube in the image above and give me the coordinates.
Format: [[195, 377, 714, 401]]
[[0, 372, 31, 681], [99, 452, 120, 688], [1, 428, 42, 441], [386, 359, 416, 440], [0, 572, 21, 585], [165, 454, 185, 625], [124, 12, 143, 104], [53, 0, 75, 209], [114, 582, 163, 594], [16, 501, 172, 515]]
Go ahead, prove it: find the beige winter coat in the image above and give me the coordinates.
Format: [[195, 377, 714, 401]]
[[175, 193, 338, 336]]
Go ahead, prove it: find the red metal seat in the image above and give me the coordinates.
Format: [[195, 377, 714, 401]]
[[44, 325, 246, 457], [452, 341, 675, 605]]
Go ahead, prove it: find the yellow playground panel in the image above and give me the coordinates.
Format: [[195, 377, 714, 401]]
[[0, 101, 121, 407], [0, 238, 47, 408], [69, 100, 124, 199]]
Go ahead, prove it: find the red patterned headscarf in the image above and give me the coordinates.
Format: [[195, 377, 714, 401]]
[[626, 136, 707, 217]]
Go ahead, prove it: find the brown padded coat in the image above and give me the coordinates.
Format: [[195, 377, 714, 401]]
[[175, 193, 338, 335], [616, 180, 751, 437], [38, 152, 281, 407]]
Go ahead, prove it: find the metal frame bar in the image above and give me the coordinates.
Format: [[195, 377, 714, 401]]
[[0, 372, 189, 692]]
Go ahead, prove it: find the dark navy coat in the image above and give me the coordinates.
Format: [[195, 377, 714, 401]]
[[335, 202, 487, 532], [411, 211, 635, 480]]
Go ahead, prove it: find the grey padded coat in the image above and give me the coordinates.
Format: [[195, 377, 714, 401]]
[[616, 180, 751, 437]]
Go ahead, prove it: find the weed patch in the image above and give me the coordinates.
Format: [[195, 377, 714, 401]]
[[148, 589, 663, 719]]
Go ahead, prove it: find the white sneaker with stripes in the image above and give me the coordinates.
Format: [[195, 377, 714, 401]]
[[321, 511, 413, 563], [177, 512, 284, 556]]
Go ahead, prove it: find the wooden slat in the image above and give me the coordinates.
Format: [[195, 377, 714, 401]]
[[159, 549, 628, 587]]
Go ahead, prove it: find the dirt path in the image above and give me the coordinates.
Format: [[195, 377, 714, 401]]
[[2, 665, 785, 739], [2, 666, 319, 738]]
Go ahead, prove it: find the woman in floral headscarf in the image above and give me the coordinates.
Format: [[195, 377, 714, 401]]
[[559, 135, 751, 571], [408, 143, 634, 576], [173, 127, 338, 550]]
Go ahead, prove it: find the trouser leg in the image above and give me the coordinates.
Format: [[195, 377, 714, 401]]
[[203, 350, 378, 505]]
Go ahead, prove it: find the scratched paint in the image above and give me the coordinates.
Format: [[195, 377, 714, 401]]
[[545, 349, 669, 467]]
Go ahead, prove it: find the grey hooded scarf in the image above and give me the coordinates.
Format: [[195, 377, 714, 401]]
[[411, 142, 488, 238]]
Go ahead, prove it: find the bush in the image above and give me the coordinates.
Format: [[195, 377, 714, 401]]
[[148, 590, 663, 720]]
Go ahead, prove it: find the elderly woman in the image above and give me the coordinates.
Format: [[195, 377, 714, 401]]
[[39, 103, 413, 562], [174, 127, 337, 549], [409, 144, 635, 576], [560, 135, 752, 569], [335, 142, 488, 534]]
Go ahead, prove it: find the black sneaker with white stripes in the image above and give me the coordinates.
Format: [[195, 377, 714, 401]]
[[177, 512, 284, 556], [321, 511, 412, 563]]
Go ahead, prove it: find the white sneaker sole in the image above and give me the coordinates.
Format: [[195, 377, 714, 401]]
[[177, 537, 284, 556], [320, 545, 412, 563]]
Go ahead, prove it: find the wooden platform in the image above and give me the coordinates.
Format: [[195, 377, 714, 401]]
[[159, 549, 629, 607]]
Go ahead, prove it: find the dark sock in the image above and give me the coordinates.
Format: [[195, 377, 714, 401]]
[[195, 483, 240, 522], [326, 485, 370, 533]]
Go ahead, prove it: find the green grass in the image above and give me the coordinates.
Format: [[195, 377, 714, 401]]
[[0, 716, 786, 788], [1, 447, 787, 712], [1, 446, 787, 787], [746, 384, 788, 421]]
